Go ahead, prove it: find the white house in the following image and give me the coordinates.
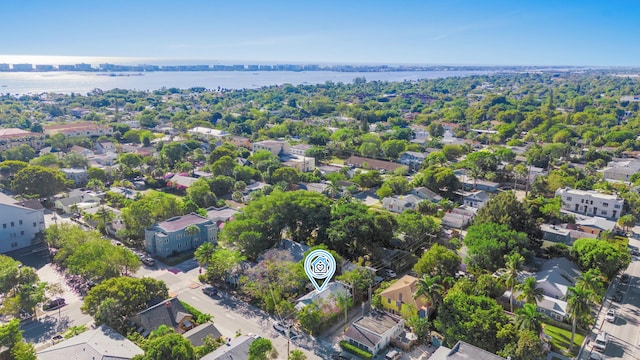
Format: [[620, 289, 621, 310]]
[[252, 140, 288, 156], [188, 127, 229, 140], [95, 141, 116, 154], [556, 187, 624, 220], [462, 190, 490, 209], [343, 311, 404, 355], [410, 187, 443, 203], [382, 195, 422, 213], [0, 194, 45, 253], [600, 159, 640, 183], [295, 282, 349, 311], [61, 168, 88, 186]]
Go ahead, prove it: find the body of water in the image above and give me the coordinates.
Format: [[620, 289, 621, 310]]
[[0, 70, 493, 95]]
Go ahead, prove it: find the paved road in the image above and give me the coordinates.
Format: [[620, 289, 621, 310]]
[[580, 237, 640, 360], [138, 261, 332, 359]]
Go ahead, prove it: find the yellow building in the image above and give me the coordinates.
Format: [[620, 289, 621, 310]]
[[379, 275, 429, 319]]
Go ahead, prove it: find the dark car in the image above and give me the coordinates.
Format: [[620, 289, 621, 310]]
[[52, 334, 64, 344], [612, 291, 623, 303], [621, 274, 630, 284], [43, 297, 66, 311], [202, 286, 218, 297]]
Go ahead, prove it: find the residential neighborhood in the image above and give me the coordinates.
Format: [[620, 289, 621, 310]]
[[0, 70, 640, 360]]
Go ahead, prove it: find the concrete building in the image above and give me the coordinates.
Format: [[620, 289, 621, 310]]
[[0, 193, 45, 253], [556, 187, 624, 220], [252, 140, 288, 156], [43, 122, 113, 138], [379, 275, 429, 318], [288, 143, 313, 156], [188, 127, 229, 140], [145, 213, 217, 257], [282, 154, 315, 172], [61, 168, 88, 186], [600, 159, 640, 182], [0, 128, 46, 151]]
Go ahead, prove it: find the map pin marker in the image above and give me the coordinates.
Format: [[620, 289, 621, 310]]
[[304, 249, 336, 293]]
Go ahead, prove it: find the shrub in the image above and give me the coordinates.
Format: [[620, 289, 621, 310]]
[[180, 300, 213, 324], [339, 340, 373, 359]]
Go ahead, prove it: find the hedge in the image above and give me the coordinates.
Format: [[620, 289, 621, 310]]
[[339, 340, 373, 360]]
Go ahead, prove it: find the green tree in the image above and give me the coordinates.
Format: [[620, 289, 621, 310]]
[[572, 238, 631, 280], [160, 142, 185, 167], [87, 178, 105, 192], [516, 276, 543, 305], [617, 214, 636, 232], [396, 211, 440, 250], [412, 166, 460, 198], [12, 165, 68, 197], [381, 139, 407, 159], [211, 155, 236, 177], [186, 178, 217, 208], [351, 170, 383, 189], [288, 349, 307, 360], [464, 223, 529, 271], [413, 274, 444, 317], [82, 277, 169, 334], [194, 242, 215, 268], [143, 332, 196, 360], [435, 290, 509, 352], [296, 303, 323, 335], [62, 152, 89, 168], [184, 224, 201, 250], [248, 338, 276, 360], [206, 248, 246, 282], [501, 253, 524, 313], [118, 153, 143, 169], [0, 319, 37, 360], [414, 244, 461, 278], [88, 167, 107, 182], [514, 303, 544, 334], [473, 191, 541, 243], [566, 284, 593, 352]]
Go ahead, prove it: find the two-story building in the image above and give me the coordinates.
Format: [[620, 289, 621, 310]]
[[0, 128, 45, 152], [378, 275, 429, 318], [61, 168, 88, 186], [0, 193, 45, 253], [556, 187, 624, 220], [382, 195, 422, 213], [462, 190, 490, 209], [145, 213, 217, 257], [252, 140, 288, 156], [399, 151, 428, 167], [43, 122, 114, 138]]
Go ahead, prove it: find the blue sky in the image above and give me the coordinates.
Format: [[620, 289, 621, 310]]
[[1, 0, 639, 66]]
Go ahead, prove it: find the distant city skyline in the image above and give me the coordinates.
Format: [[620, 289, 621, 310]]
[[2, 0, 640, 67]]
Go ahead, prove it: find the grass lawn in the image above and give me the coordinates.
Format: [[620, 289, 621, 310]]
[[544, 323, 584, 357], [327, 156, 345, 165]]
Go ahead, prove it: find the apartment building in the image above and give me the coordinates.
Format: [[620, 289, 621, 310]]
[[556, 187, 624, 220]]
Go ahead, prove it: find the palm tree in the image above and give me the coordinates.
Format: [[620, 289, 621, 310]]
[[516, 276, 544, 305], [87, 178, 105, 192], [576, 268, 604, 301], [567, 284, 593, 352], [185, 224, 201, 250], [514, 303, 544, 334], [502, 253, 525, 313], [413, 274, 444, 318], [194, 242, 215, 268], [95, 206, 115, 234], [326, 180, 341, 199]]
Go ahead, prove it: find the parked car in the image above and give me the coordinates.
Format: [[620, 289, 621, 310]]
[[594, 332, 608, 352], [613, 291, 623, 303], [51, 334, 64, 344], [385, 269, 397, 278], [43, 297, 66, 311], [202, 286, 218, 297], [141, 257, 155, 266], [621, 274, 630, 284], [589, 352, 602, 360], [273, 321, 294, 336], [606, 308, 616, 323]]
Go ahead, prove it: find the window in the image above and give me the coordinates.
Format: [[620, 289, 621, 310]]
[[10, 222, 14, 227], [581, 199, 584, 203], [566, 197, 572, 201], [615, 204, 621, 209], [19, 220, 22, 225], [601, 211, 607, 215], [20, 231, 24, 236], [2, 224, 5, 229], [11, 242, 17, 248], [387, 298, 391, 304], [603, 203, 609, 207], [33, 222, 36, 227]]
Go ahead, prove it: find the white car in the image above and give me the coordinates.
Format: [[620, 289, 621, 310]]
[[606, 308, 615, 323]]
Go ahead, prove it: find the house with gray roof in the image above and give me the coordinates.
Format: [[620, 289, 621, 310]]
[[145, 213, 217, 257], [200, 335, 258, 360], [183, 323, 223, 347], [343, 310, 404, 355], [410, 186, 443, 203], [430, 340, 507, 360], [295, 281, 349, 311], [462, 190, 490, 209], [37, 324, 143, 360], [131, 297, 195, 338], [382, 194, 422, 213]]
